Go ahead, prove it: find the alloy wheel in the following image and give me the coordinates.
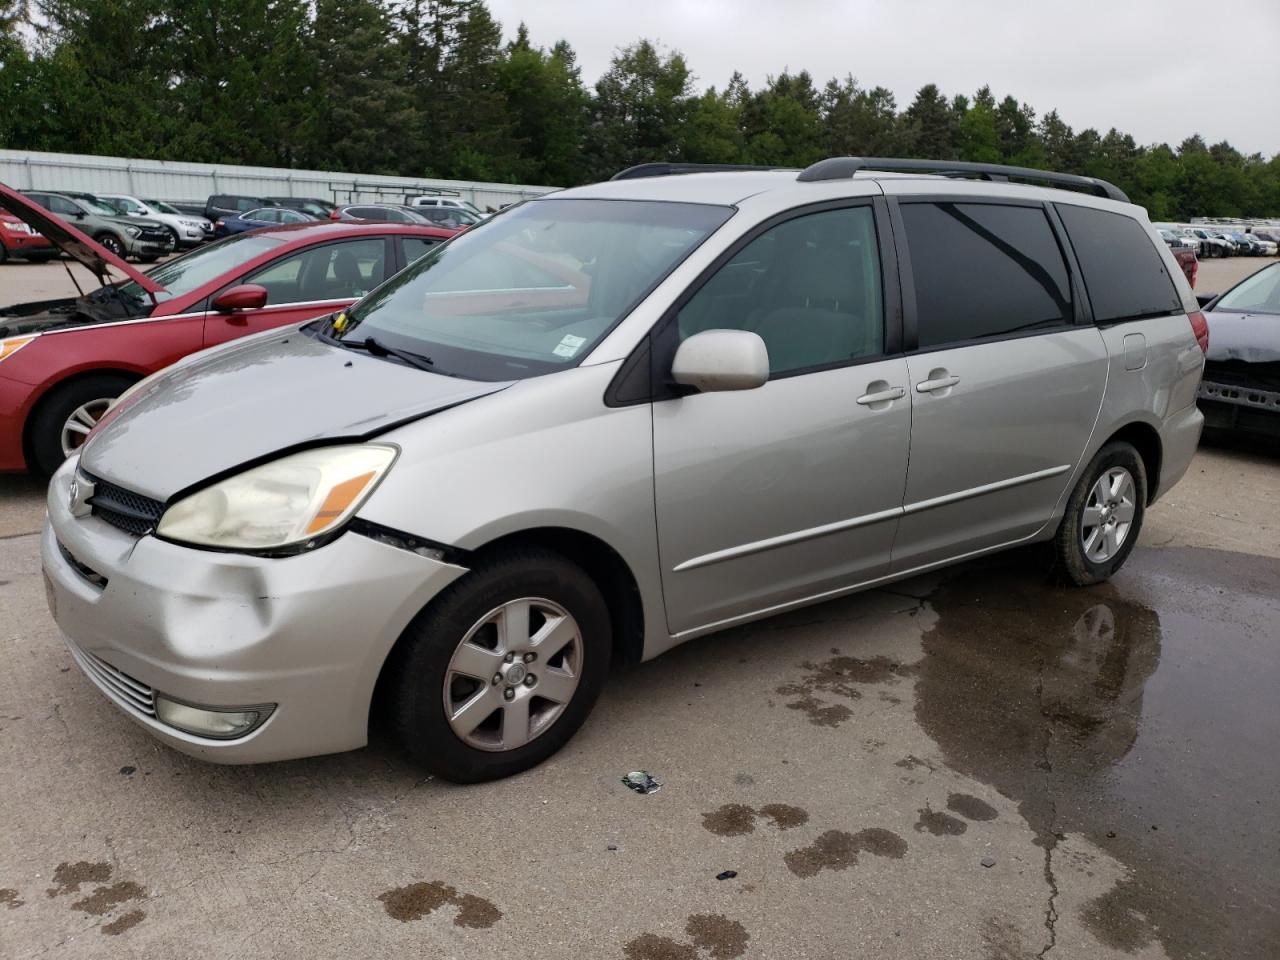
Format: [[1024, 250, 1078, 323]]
[[443, 597, 583, 752], [60, 398, 113, 457], [1080, 466, 1136, 563]]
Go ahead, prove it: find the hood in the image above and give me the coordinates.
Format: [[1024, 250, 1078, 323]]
[[0, 181, 166, 294], [79, 329, 511, 500], [1204, 310, 1280, 364]]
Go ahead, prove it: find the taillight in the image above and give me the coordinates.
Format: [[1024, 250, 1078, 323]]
[[329, 209, 341, 220], [1188, 311, 1209, 355], [214, 220, 224, 229], [1187, 255, 1198, 289]]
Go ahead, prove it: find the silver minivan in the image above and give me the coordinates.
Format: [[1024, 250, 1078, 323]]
[[42, 158, 1206, 782]]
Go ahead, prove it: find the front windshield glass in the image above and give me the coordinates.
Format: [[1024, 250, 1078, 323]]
[[115, 233, 284, 303], [1214, 264, 1280, 315], [147, 200, 181, 215], [335, 198, 733, 380]]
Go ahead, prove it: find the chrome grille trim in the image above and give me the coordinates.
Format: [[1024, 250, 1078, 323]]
[[66, 639, 156, 718]]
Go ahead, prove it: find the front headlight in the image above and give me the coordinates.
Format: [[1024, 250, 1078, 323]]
[[157, 444, 397, 552], [124, 226, 141, 237]]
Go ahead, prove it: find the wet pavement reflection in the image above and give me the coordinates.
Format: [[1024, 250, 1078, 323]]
[[915, 546, 1280, 959]]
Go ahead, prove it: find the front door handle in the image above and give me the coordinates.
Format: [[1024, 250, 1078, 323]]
[[916, 375, 960, 393], [856, 386, 906, 406]]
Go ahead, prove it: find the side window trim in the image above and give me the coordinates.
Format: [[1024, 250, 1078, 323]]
[[889, 195, 1081, 354], [605, 197, 901, 407]]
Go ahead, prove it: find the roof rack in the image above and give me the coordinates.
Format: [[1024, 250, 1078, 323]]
[[796, 157, 1130, 203], [611, 162, 792, 181]]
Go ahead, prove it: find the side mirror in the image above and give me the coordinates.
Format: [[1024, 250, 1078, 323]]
[[671, 329, 769, 393], [213, 284, 268, 312], [1195, 293, 1217, 309]]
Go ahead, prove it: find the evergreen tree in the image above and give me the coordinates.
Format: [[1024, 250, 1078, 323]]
[[305, 0, 414, 175]]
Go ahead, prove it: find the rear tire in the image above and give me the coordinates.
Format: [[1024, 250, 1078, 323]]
[[390, 548, 612, 783], [28, 373, 135, 477], [1051, 441, 1147, 586]]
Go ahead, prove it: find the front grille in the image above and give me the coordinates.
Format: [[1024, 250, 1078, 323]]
[[138, 227, 171, 243], [67, 641, 156, 718], [84, 474, 164, 537]]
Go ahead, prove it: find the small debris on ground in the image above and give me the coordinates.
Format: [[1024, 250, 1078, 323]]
[[119, 766, 136, 776], [621, 771, 662, 795], [607, 844, 618, 851], [716, 871, 738, 881], [980, 856, 996, 868]]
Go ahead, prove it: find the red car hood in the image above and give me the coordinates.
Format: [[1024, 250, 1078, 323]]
[[0, 181, 166, 295]]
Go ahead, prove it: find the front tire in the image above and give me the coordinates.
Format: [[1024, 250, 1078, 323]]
[[390, 548, 612, 783], [1052, 441, 1147, 586], [95, 233, 125, 258], [28, 373, 135, 476]]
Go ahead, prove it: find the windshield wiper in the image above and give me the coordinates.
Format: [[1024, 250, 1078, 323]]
[[340, 336, 435, 371]]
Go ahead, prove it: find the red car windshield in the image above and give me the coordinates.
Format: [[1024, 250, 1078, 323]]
[[116, 233, 284, 303]]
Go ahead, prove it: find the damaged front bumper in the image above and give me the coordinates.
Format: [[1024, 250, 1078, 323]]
[[42, 457, 467, 763]]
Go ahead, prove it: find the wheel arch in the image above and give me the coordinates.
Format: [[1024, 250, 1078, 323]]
[[368, 524, 648, 736], [1102, 420, 1163, 505], [21, 367, 143, 467]]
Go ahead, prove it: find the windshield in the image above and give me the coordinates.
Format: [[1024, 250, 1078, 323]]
[[1214, 264, 1280, 315], [147, 200, 181, 215], [334, 198, 733, 380], [116, 233, 284, 303]]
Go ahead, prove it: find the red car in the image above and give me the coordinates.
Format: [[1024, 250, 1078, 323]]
[[0, 182, 456, 474], [0, 209, 57, 263]]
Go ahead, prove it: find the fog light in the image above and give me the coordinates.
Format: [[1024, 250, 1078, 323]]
[[154, 695, 273, 740]]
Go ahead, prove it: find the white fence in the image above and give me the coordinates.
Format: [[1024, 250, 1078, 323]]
[[0, 149, 560, 211]]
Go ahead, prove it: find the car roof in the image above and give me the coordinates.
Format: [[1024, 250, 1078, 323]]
[[240, 220, 456, 244], [548, 168, 1138, 213]]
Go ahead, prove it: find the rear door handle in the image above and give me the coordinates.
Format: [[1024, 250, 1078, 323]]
[[915, 375, 960, 393], [855, 386, 906, 406]]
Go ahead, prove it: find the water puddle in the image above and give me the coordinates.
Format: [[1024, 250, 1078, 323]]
[[914, 546, 1280, 959]]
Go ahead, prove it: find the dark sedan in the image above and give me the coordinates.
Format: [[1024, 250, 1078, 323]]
[[213, 207, 316, 238], [1198, 262, 1280, 438]]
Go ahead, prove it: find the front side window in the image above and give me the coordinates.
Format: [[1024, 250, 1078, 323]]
[[676, 206, 884, 375], [1056, 204, 1183, 323], [901, 202, 1072, 349], [248, 237, 387, 304], [244, 208, 277, 223], [116, 233, 285, 303], [334, 198, 732, 381]]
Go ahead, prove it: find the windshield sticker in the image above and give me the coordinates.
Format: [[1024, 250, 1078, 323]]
[[552, 334, 587, 358]]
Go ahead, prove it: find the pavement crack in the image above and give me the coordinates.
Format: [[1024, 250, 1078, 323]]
[[1033, 658, 1061, 959]]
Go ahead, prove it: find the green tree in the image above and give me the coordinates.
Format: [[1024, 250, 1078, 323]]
[[304, 0, 414, 175], [586, 39, 695, 179], [956, 87, 1000, 164], [740, 70, 823, 166], [495, 25, 589, 184], [821, 77, 900, 157], [901, 84, 955, 159]]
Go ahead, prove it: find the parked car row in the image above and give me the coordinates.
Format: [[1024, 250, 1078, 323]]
[[1, 190, 492, 266], [0, 180, 456, 474], [1156, 222, 1279, 257]]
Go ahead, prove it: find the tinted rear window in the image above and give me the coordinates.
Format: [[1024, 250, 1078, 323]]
[[1055, 204, 1182, 323], [900, 201, 1072, 349]]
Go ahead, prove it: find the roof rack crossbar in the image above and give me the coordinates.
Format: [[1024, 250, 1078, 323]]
[[611, 162, 793, 181], [796, 157, 1130, 203]]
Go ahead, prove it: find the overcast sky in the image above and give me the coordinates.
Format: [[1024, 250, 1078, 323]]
[[486, 0, 1280, 156]]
